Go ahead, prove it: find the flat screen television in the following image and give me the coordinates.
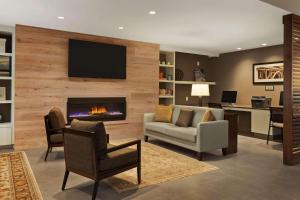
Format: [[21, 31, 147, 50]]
[[221, 91, 237, 103], [68, 39, 126, 79]]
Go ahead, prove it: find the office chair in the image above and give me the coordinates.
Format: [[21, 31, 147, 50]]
[[267, 107, 283, 144]]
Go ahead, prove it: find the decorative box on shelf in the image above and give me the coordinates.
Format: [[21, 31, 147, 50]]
[[0, 38, 6, 53], [0, 87, 6, 101], [0, 55, 10, 76], [159, 88, 173, 96]]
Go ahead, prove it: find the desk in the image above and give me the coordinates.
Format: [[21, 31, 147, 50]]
[[223, 105, 282, 137]]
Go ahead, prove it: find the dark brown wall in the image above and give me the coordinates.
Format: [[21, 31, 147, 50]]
[[174, 46, 283, 106], [175, 52, 212, 105], [210, 45, 283, 106]]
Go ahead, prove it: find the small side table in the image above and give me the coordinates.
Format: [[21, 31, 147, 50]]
[[224, 112, 238, 154]]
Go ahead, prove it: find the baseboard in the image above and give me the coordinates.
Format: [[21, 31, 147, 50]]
[[0, 144, 14, 150], [239, 132, 282, 142]]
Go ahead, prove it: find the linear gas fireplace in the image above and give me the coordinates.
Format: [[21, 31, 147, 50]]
[[67, 97, 126, 123]]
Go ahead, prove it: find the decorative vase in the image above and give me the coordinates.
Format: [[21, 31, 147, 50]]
[[193, 68, 206, 82]]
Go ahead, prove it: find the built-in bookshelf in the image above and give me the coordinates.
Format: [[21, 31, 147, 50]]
[[0, 25, 14, 148], [158, 50, 216, 106], [159, 51, 175, 105]]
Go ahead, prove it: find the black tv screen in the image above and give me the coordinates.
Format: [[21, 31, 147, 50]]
[[68, 39, 126, 79]]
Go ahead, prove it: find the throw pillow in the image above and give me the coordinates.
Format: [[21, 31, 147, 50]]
[[154, 105, 173, 122], [176, 109, 194, 127], [201, 110, 216, 122]]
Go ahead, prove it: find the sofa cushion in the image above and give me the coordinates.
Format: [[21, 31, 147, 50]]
[[145, 121, 197, 143], [71, 119, 107, 152], [210, 109, 224, 121], [99, 144, 138, 171], [176, 109, 193, 127], [154, 105, 173, 123], [48, 107, 66, 129], [172, 106, 181, 124], [192, 109, 206, 127], [145, 122, 175, 133], [201, 110, 216, 122], [165, 127, 197, 142]]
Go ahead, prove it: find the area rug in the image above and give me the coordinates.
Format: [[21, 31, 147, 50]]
[[0, 151, 43, 200], [105, 140, 218, 192]]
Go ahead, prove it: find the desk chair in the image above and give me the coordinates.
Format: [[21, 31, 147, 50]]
[[267, 107, 283, 144]]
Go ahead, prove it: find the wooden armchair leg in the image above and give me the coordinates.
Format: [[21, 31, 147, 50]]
[[222, 148, 228, 156], [137, 165, 141, 184], [144, 136, 149, 142], [106, 134, 110, 143], [61, 170, 69, 190], [137, 140, 141, 184], [44, 147, 50, 161], [92, 181, 99, 200], [197, 152, 203, 161]]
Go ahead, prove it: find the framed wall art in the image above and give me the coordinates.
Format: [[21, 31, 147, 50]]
[[253, 61, 283, 84]]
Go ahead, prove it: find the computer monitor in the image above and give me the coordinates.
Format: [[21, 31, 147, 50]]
[[221, 91, 237, 104], [279, 91, 283, 106]]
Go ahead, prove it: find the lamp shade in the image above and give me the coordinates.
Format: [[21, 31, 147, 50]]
[[191, 84, 210, 96]]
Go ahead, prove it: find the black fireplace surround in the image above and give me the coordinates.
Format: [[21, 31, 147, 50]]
[[67, 97, 126, 123]]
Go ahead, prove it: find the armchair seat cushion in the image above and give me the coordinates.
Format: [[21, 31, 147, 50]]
[[50, 133, 63, 143], [99, 144, 138, 171]]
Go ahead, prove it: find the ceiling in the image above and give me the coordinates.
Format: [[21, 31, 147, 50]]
[[0, 0, 289, 56], [260, 0, 300, 15]]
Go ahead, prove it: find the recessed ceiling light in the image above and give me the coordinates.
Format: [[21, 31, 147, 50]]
[[118, 26, 124, 30], [261, 43, 267, 46], [237, 47, 242, 50], [149, 11, 156, 15], [57, 16, 64, 20]]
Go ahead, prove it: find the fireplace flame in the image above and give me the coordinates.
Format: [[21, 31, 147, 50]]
[[90, 106, 108, 115]]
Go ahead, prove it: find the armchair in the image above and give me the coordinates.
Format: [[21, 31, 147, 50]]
[[43, 107, 67, 161], [62, 120, 141, 200]]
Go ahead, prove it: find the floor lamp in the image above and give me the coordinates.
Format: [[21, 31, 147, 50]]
[[191, 84, 210, 107]]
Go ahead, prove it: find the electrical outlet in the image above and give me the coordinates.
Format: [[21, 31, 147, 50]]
[[186, 96, 189, 101]]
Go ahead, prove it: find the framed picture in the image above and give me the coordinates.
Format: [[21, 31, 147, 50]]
[[0, 87, 5, 100], [253, 61, 283, 84]]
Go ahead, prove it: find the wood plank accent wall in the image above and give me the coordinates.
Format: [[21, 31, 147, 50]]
[[15, 25, 159, 150], [283, 14, 300, 165]]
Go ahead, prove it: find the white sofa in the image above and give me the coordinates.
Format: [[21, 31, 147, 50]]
[[144, 105, 228, 160]]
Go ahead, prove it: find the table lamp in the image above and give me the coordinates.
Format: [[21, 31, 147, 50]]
[[191, 84, 210, 107]]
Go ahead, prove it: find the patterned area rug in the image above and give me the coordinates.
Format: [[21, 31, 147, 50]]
[[105, 140, 218, 192], [0, 151, 43, 200]]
